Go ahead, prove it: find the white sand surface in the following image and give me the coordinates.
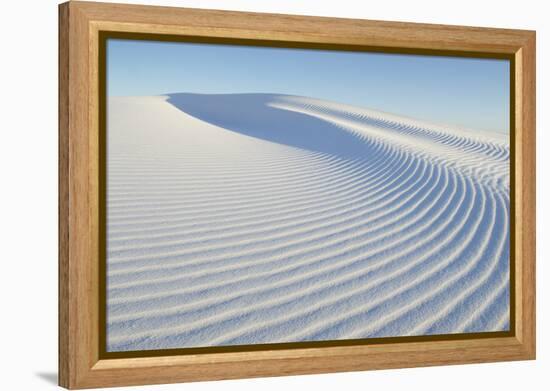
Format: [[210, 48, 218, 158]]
[[106, 93, 510, 352]]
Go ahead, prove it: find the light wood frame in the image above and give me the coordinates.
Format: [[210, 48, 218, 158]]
[[59, 1, 536, 389]]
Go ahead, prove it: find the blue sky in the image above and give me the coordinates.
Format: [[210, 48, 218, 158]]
[[107, 39, 510, 133]]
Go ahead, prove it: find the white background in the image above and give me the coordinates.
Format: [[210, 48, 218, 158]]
[[0, 0, 547, 389]]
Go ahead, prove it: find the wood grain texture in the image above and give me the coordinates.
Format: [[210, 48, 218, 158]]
[[58, 1, 536, 388], [59, 1, 98, 388], [58, 3, 70, 387], [517, 34, 536, 355]]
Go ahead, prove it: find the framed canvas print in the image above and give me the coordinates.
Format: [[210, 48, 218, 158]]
[[58, 1, 536, 389]]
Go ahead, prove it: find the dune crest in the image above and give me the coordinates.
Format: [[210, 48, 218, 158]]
[[106, 93, 509, 352]]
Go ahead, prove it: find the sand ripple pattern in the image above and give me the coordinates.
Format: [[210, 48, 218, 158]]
[[106, 94, 510, 352]]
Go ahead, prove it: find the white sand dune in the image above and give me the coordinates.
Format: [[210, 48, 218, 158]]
[[106, 93, 510, 352]]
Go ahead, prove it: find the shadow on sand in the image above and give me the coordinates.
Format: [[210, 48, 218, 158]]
[[166, 93, 369, 160]]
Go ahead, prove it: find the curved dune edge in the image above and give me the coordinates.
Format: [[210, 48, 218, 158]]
[[106, 93, 510, 352]]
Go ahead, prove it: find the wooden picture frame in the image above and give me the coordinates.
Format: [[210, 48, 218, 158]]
[[59, 1, 536, 389]]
